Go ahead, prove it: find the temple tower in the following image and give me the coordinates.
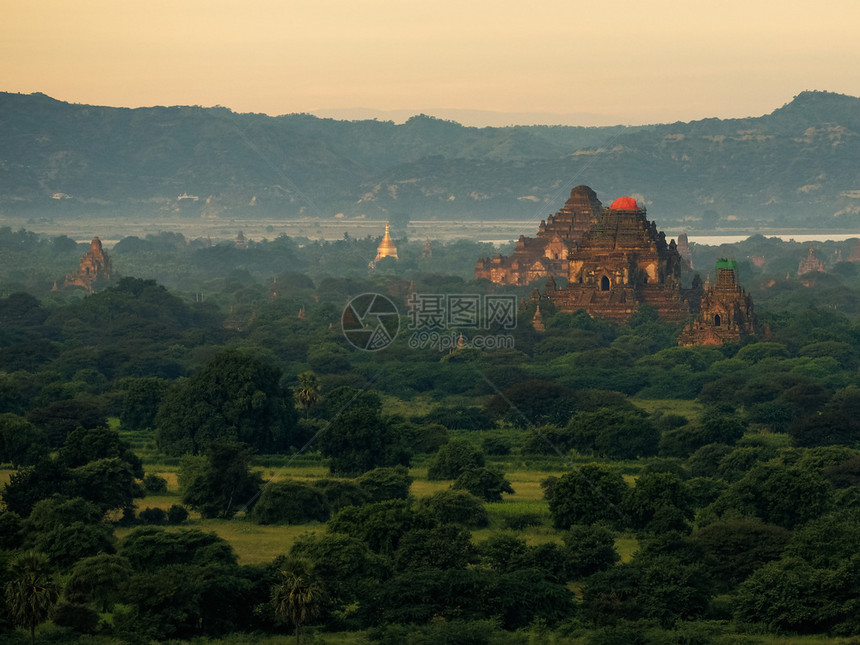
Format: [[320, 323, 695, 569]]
[[678, 259, 755, 346], [63, 237, 114, 292], [543, 196, 690, 321], [374, 222, 399, 263], [474, 185, 602, 285]]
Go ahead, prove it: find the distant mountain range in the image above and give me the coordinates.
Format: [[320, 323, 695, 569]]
[[1, 90, 859, 230], [308, 107, 630, 127]]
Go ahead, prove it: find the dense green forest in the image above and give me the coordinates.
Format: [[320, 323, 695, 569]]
[[0, 227, 859, 644]]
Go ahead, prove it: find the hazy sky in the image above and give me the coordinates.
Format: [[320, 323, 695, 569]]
[[3, 0, 859, 126]]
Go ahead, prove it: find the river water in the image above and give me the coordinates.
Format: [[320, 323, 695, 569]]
[[5, 214, 858, 247]]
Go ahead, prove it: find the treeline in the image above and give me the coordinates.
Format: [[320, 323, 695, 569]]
[[7, 226, 860, 320], [0, 226, 498, 296]]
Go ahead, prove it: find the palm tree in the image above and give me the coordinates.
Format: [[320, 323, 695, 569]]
[[293, 371, 321, 418], [270, 557, 325, 645], [4, 551, 59, 645]]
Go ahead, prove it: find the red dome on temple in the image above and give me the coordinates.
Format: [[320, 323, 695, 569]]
[[610, 196, 639, 210]]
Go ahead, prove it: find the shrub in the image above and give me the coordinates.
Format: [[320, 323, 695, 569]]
[[685, 477, 727, 508], [686, 443, 733, 478], [318, 404, 411, 476], [641, 458, 689, 480], [543, 465, 628, 530], [392, 524, 477, 571], [312, 479, 369, 511], [143, 474, 168, 494], [563, 523, 619, 578], [691, 517, 791, 588], [35, 521, 116, 568], [419, 490, 488, 528], [251, 480, 329, 524], [521, 424, 569, 456], [410, 422, 449, 454], [166, 504, 188, 525], [452, 467, 514, 502], [480, 436, 511, 456], [369, 619, 498, 645], [0, 510, 23, 549], [502, 512, 545, 530], [660, 411, 747, 458], [138, 507, 167, 524], [327, 499, 425, 554], [427, 440, 485, 480], [621, 472, 693, 533], [119, 527, 236, 570], [711, 461, 834, 529], [52, 602, 101, 634], [357, 465, 413, 502], [422, 406, 494, 431]]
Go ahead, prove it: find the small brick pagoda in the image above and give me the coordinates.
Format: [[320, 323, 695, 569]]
[[797, 247, 824, 275], [678, 259, 756, 346], [62, 236, 114, 292]]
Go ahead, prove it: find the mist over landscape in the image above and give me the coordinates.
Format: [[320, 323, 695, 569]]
[[3, 90, 860, 238], [3, 1, 860, 643]]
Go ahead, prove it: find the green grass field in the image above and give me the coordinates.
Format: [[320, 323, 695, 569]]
[[4, 420, 858, 644], [114, 518, 327, 565], [2, 412, 775, 576], [123, 456, 574, 561], [0, 420, 660, 566], [631, 397, 703, 420]]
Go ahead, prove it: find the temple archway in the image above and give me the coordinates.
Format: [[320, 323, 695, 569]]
[[600, 276, 610, 291], [714, 314, 721, 327]]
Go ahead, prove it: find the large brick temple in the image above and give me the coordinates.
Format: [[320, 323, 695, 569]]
[[475, 185, 756, 343], [540, 193, 699, 321], [476, 186, 697, 320]]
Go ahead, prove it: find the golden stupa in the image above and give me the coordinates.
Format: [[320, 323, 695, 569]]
[[374, 222, 399, 262]]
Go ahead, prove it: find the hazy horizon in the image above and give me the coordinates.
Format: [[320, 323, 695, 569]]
[[3, 1, 859, 127], [6, 88, 849, 130]]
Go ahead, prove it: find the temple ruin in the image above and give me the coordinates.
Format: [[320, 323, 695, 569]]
[[537, 192, 699, 321], [62, 237, 114, 292], [678, 259, 756, 345], [474, 185, 602, 285]]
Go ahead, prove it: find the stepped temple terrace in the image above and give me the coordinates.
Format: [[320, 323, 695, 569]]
[[478, 186, 756, 343], [540, 194, 696, 321], [475, 185, 602, 285], [478, 186, 698, 321]]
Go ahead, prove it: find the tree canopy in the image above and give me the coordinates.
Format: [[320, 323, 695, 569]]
[[156, 350, 298, 455]]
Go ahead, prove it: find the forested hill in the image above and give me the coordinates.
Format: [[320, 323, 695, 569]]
[[1, 90, 859, 228]]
